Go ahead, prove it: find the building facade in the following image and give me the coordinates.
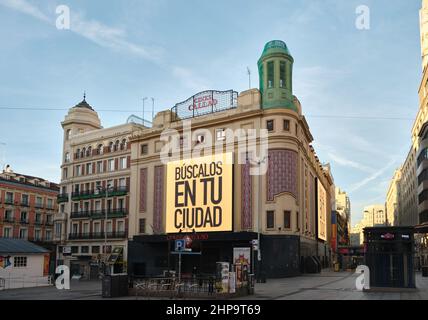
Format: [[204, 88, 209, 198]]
[[54, 98, 144, 278], [0, 165, 58, 243], [127, 40, 334, 278], [386, 169, 401, 226], [335, 187, 351, 233], [350, 204, 386, 245]]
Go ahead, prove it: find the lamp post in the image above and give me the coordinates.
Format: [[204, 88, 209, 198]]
[[248, 155, 267, 279], [98, 183, 111, 276]]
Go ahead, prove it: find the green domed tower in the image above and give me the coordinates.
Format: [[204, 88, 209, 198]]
[[258, 40, 296, 112]]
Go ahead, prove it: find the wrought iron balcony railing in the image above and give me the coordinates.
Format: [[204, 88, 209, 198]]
[[70, 209, 128, 220], [68, 231, 128, 240], [71, 186, 128, 200]]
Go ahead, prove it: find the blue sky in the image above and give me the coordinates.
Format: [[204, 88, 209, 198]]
[[0, 0, 423, 226]]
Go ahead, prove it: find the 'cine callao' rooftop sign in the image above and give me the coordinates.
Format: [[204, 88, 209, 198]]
[[171, 89, 238, 121]]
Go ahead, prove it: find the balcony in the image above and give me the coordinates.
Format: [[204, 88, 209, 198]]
[[70, 209, 128, 220], [68, 231, 128, 240], [45, 220, 53, 226], [2, 217, 14, 223], [34, 203, 44, 209], [34, 219, 43, 226], [4, 198, 14, 205], [20, 201, 29, 207], [71, 186, 129, 201], [20, 219, 29, 225], [57, 193, 69, 203]]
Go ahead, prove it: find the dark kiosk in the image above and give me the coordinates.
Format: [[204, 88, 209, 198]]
[[364, 226, 415, 289]]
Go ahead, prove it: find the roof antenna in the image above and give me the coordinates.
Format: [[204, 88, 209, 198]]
[[83, 91, 86, 101], [247, 67, 251, 89]]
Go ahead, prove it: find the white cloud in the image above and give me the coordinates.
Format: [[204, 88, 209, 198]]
[[0, 0, 49, 22], [327, 151, 374, 173], [348, 159, 396, 193], [172, 66, 210, 92]]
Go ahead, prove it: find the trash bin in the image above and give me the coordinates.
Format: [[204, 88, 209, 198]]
[[102, 274, 129, 298], [334, 263, 340, 272], [422, 266, 428, 277]]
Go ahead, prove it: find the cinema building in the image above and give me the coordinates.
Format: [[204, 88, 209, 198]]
[[127, 40, 334, 278]]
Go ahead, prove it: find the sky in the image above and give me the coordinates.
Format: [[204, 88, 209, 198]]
[[0, 0, 423, 226]]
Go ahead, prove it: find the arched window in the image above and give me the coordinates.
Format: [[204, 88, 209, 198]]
[[97, 144, 103, 155], [121, 139, 127, 150], [109, 141, 114, 152], [82, 147, 86, 158], [267, 61, 274, 88], [87, 146, 92, 157], [76, 148, 80, 159], [66, 129, 71, 140], [115, 140, 120, 152], [65, 152, 70, 163]]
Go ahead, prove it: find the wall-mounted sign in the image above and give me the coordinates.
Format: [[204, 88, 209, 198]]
[[0, 256, 11, 269], [166, 153, 233, 233], [171, 90, 238, 121], [317, 179, 327, 241], [381, 233, 395, 240]]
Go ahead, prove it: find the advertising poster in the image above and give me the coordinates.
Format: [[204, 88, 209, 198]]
[[229, 271, 236, 294], [215, 262, 230, 293], [43, 254, 50, 276], [317, 180, 327, 241], [166, 153, 233, 233]]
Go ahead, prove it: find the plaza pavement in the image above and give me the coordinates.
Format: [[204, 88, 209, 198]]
[[1, 270, 428, 300]]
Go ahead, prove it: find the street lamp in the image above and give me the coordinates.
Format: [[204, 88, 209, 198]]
[[97, 183, 111, 276], [248, 155, 268, 279]]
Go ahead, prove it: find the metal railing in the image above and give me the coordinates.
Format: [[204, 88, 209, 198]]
[[71, 186, 128, 200], [68, 231, 127, 240], [70, 209, 128, 219]]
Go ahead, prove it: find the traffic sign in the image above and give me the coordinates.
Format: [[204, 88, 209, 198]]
[[175, 239, 185, 252]]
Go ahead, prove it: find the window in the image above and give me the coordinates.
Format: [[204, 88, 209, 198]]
[[83, 223, 89, 234], [72, 224, 78, 235], [46, 215, 52, 224], [63, 168, 68, 179], [280, 61, 286, 88], [4, 210, 12, 220], [19, 228, 28, 239], [97, 161, 103, 173], [216, 128, 226, 141], [108, 159, 115, 172], [118, 198, 124, 210], [95, 200, 101, 211], [3, 227, 11, 238], [117, 220, 125, 232], [81, 246, 89, 254], [94, 222, 101, 234], [60, 204, 65, 213], [65, 152, 70, 163], [295, 123, 298, 135], [76, 165, 81, 176], [266, 120, 274, 132], [284, 211, 291, 229], [71, 246, 79, 254], [36, 197, 43, 208], [284, 119, 290, 131], [20, 211, 28, 223], [106, 221, 112, 233], [141, 144, 148, 155], [34, 229, 41, 241], [55, 223, 62, 238], [14, 257, 27, 268], [86, 163, 93, 175], [267, 61, 274, 88], [21, 194, 29, 206], [196, 134, 205, 144], [266, 211, 275, 229], [66, 129, 71, 140], [139, 218, 146, 234], [119, 178, 126, 188], [120, 157, 127, 169], [5, 192, 13, 203], [47, 199, 53, 209], [35, 213, 42, 224], [92, 246, 100, 254]]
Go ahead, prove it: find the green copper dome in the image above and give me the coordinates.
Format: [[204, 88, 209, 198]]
[[260, 40, 292, 59], [258, 40, 296, 112]]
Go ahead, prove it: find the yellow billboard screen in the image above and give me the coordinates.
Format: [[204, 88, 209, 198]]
[[166, 153, 233, 233]]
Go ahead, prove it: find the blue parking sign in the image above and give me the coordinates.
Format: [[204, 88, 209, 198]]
[[175, 239, 185, 252]]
